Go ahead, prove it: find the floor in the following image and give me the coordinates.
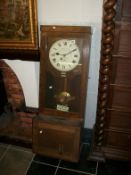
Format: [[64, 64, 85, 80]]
[[0, 130, 131, 175]]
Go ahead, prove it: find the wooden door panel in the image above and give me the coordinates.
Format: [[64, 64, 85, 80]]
[[116, 0, 131, 20], [105, 110, 131, 131], [122, 0, 131, 18], [33, 120, 80, 162], [108, 85, 131, 109], [110, 56, 131, 85], [113, 23, 131, 56], [105, 131, 131, 151]]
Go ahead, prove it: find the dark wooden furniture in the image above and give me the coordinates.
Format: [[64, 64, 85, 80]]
[[89, 0, 131, 161], [0, 49, 40, 61], [32, 25, 91, 162], [0, 70, 8, 115]]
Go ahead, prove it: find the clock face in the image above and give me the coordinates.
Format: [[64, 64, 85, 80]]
[[49, 39, 80, 72]]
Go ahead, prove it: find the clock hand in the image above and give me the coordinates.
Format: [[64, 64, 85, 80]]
[[56, 52, 65, 56], [56, 49, 76, 57], [56, 52, 61, 55], [63, 49, 77, 57]]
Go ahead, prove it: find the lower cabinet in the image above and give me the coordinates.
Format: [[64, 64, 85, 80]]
[[32, 117, 81, 162]]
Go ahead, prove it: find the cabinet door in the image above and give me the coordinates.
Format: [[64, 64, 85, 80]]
[[33, 121, 80, 162]]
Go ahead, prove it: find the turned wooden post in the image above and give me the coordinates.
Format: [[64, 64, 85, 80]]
[[95, 0, 117, 147]]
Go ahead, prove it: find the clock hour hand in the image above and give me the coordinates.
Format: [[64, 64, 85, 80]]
[[56, 52, 61, 55], [56, 52, 65, 56]]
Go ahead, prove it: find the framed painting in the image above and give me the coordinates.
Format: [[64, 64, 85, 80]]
[[0, 0, 38, 50]]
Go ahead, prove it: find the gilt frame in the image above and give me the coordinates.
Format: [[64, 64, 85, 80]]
[[0, 0, 38, 50]]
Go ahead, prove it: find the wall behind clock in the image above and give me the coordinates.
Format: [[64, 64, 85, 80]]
[[4, 0, 103, 128]]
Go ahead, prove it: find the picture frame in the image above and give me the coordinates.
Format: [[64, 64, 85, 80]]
[[0, 0, 38, 50]]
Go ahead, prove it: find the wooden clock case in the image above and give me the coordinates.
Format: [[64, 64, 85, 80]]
[[32, 25, 91, 162]]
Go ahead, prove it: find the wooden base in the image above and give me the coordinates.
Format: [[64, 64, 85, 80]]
[[32, 115, 82, 162], [89, 146, 131, 162], [88, 144, 105, 162]]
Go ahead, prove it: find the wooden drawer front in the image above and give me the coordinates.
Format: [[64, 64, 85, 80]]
[[105, 110, 131, 131], [33, 122, 80, 162], [111, 56, 131, 85], [108, 85, 131, 109], [105, 131, 131, 151]]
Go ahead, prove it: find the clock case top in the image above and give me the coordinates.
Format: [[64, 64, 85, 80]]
[[39, 25, 91, 121]]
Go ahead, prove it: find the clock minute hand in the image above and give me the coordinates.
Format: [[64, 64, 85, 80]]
[[56, 49, 76, 57], [63, 49, 77, 56]]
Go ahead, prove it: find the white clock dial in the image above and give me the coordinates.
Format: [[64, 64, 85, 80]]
[[49, 39, 80, 72]]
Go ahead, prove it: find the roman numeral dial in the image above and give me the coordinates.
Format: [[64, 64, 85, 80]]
[[49, 39, 80, 72]]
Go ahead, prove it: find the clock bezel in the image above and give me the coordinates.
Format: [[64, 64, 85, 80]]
[[49, 39, 81, 72]]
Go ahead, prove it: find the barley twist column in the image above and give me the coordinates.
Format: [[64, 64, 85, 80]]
[[95, 0, 117, 147]]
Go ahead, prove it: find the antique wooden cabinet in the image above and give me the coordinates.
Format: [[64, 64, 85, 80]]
[[33, 25, 91, 162], [89, 0, 131, 161]]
